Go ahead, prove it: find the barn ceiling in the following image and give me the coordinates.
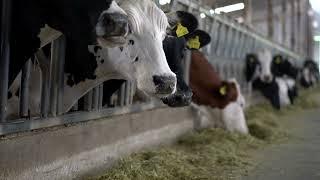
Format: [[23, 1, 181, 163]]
[[201, 0, 297, 9]]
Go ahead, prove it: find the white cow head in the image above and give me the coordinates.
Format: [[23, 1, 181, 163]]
[[122, 0, 176, 96], [93, 0, 176, 97], [257, 49, 273, 83]]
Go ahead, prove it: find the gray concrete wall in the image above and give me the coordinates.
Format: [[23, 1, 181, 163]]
[[0, 107, 200, 180], [0, 91, 265, 180]]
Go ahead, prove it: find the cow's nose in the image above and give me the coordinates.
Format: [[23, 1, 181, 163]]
[[153, 75, 177, 95], [162, 90, 193, 107], [101, 13, 129, 37], [263, 75, 272, 82]]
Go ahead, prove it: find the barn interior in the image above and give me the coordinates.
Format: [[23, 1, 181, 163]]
[[0, 0, 320, 179]]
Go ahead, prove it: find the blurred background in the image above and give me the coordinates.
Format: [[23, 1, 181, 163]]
[[156, 0, 320, 68]]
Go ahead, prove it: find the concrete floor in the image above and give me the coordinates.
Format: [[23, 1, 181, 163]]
[[242, 110, 320, 180]]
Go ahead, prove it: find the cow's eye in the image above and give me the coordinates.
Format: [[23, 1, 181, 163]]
[[129, 40, 135, 45], [134, 57, 139, 62]]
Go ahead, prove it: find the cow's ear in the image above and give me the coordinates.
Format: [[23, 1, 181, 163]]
[[166, 11, 198, 37], [273, 55, 283, 65], [246, 54, 257, 63], [185, 30, 211, 50]]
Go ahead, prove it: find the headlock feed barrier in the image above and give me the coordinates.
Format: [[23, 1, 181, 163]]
[[0, 0, 303, 136]]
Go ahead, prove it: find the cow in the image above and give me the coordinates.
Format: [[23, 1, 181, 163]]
[[7, 0, 129, 88], [189, 50, 238, 109], [245, 50, 294, 109], [100, 11, 203, 108], [300, 59, 320, 88], [6, 0, 177, 119], [221, 78, 248, 134], [271, 54, 299, 103]]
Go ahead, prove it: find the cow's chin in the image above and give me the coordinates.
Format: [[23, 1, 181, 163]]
[[97, 37, 126, 48]]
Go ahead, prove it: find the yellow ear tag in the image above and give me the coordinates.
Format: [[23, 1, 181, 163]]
[[275, 57, 281, 64], [187, 36, 201, 49], [176, 23, 189, 37], [219, 86, 227, 96]]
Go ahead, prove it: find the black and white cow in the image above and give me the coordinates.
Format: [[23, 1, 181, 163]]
[[8, 0, 129, 88], [6, 0, 177, 119], [271, 54, 299, 103], [245, 50, 293, 109], [99, 12, 208, 108], [300, 59, 320, 88]]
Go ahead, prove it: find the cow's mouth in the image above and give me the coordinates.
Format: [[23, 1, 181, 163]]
[[97, 36, 127, 48]]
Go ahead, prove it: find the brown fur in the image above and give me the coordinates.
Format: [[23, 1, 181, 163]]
[[189, 50, 238, 109]]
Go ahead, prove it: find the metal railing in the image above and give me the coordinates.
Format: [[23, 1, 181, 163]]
[[0, 0, 304, 136]]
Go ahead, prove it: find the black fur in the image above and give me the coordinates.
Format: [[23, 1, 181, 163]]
[[271, 55, 298, 79], [245, 54, 260, 82], [8, 0, 114, 87], [252, 78, 281, 110]]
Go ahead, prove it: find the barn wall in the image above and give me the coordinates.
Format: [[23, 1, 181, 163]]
[[0, 107, 196, 180], [0, 89, 266, 180]]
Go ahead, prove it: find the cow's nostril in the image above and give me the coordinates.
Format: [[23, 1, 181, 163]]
[[153, 75, 176, 95]]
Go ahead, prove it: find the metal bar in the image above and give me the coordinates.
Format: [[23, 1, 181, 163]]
[[0, 0, 12, 122], [36, 50, 50, 118], [0, 101, 164, 136], [216, 23, 226, 57], [19, 60, 31, 118], [92, 86, 99, 111], [119, 83, 126, 106], [224, 26, 233, 58], [98, 84, 103, 109], [125, 81, 131, 106], [49, 39, 62, 116], [183, 51, 192, 85], [56, 36, 66, 115], [210, 20, 219, 56], [84, 91, 93, 111], [130, 82, 135, 105]]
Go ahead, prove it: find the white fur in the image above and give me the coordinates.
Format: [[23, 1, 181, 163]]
[[221, 79, 248, 134], [275, 77, 291, 107], [257, 49, 273, 83]]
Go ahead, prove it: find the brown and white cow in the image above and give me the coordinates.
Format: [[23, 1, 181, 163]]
[[189, 50, 238, 109]]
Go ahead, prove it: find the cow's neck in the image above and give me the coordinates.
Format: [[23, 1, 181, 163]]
[[62, 48, 131, 113]]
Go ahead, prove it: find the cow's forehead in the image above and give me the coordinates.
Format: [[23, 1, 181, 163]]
[[121, 0, 168, 36]]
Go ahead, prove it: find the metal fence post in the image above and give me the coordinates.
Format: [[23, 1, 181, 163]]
[[98, 84, 103, 109], [84, 91, 93, 111], [50, 36, 66, 116], [119, 83, 126, 106], [92, 86, 99, 111], [124, 81, 130, 106], [0, 0, 12, 122], [19, 60, 31, 118], [36, 50, 50, 118]]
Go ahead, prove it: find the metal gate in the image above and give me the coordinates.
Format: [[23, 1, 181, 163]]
[[0, 0, 304, 136]]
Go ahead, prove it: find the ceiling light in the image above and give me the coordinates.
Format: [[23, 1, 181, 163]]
[[215, 3, 245, 14], [310, 0, 320, 13], [313, 21, 319, 28], [314, 35, 320, 42]]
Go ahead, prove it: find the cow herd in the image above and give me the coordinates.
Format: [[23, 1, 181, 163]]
[[3, 0, 320, 135], [245, 50, 319, 110]]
